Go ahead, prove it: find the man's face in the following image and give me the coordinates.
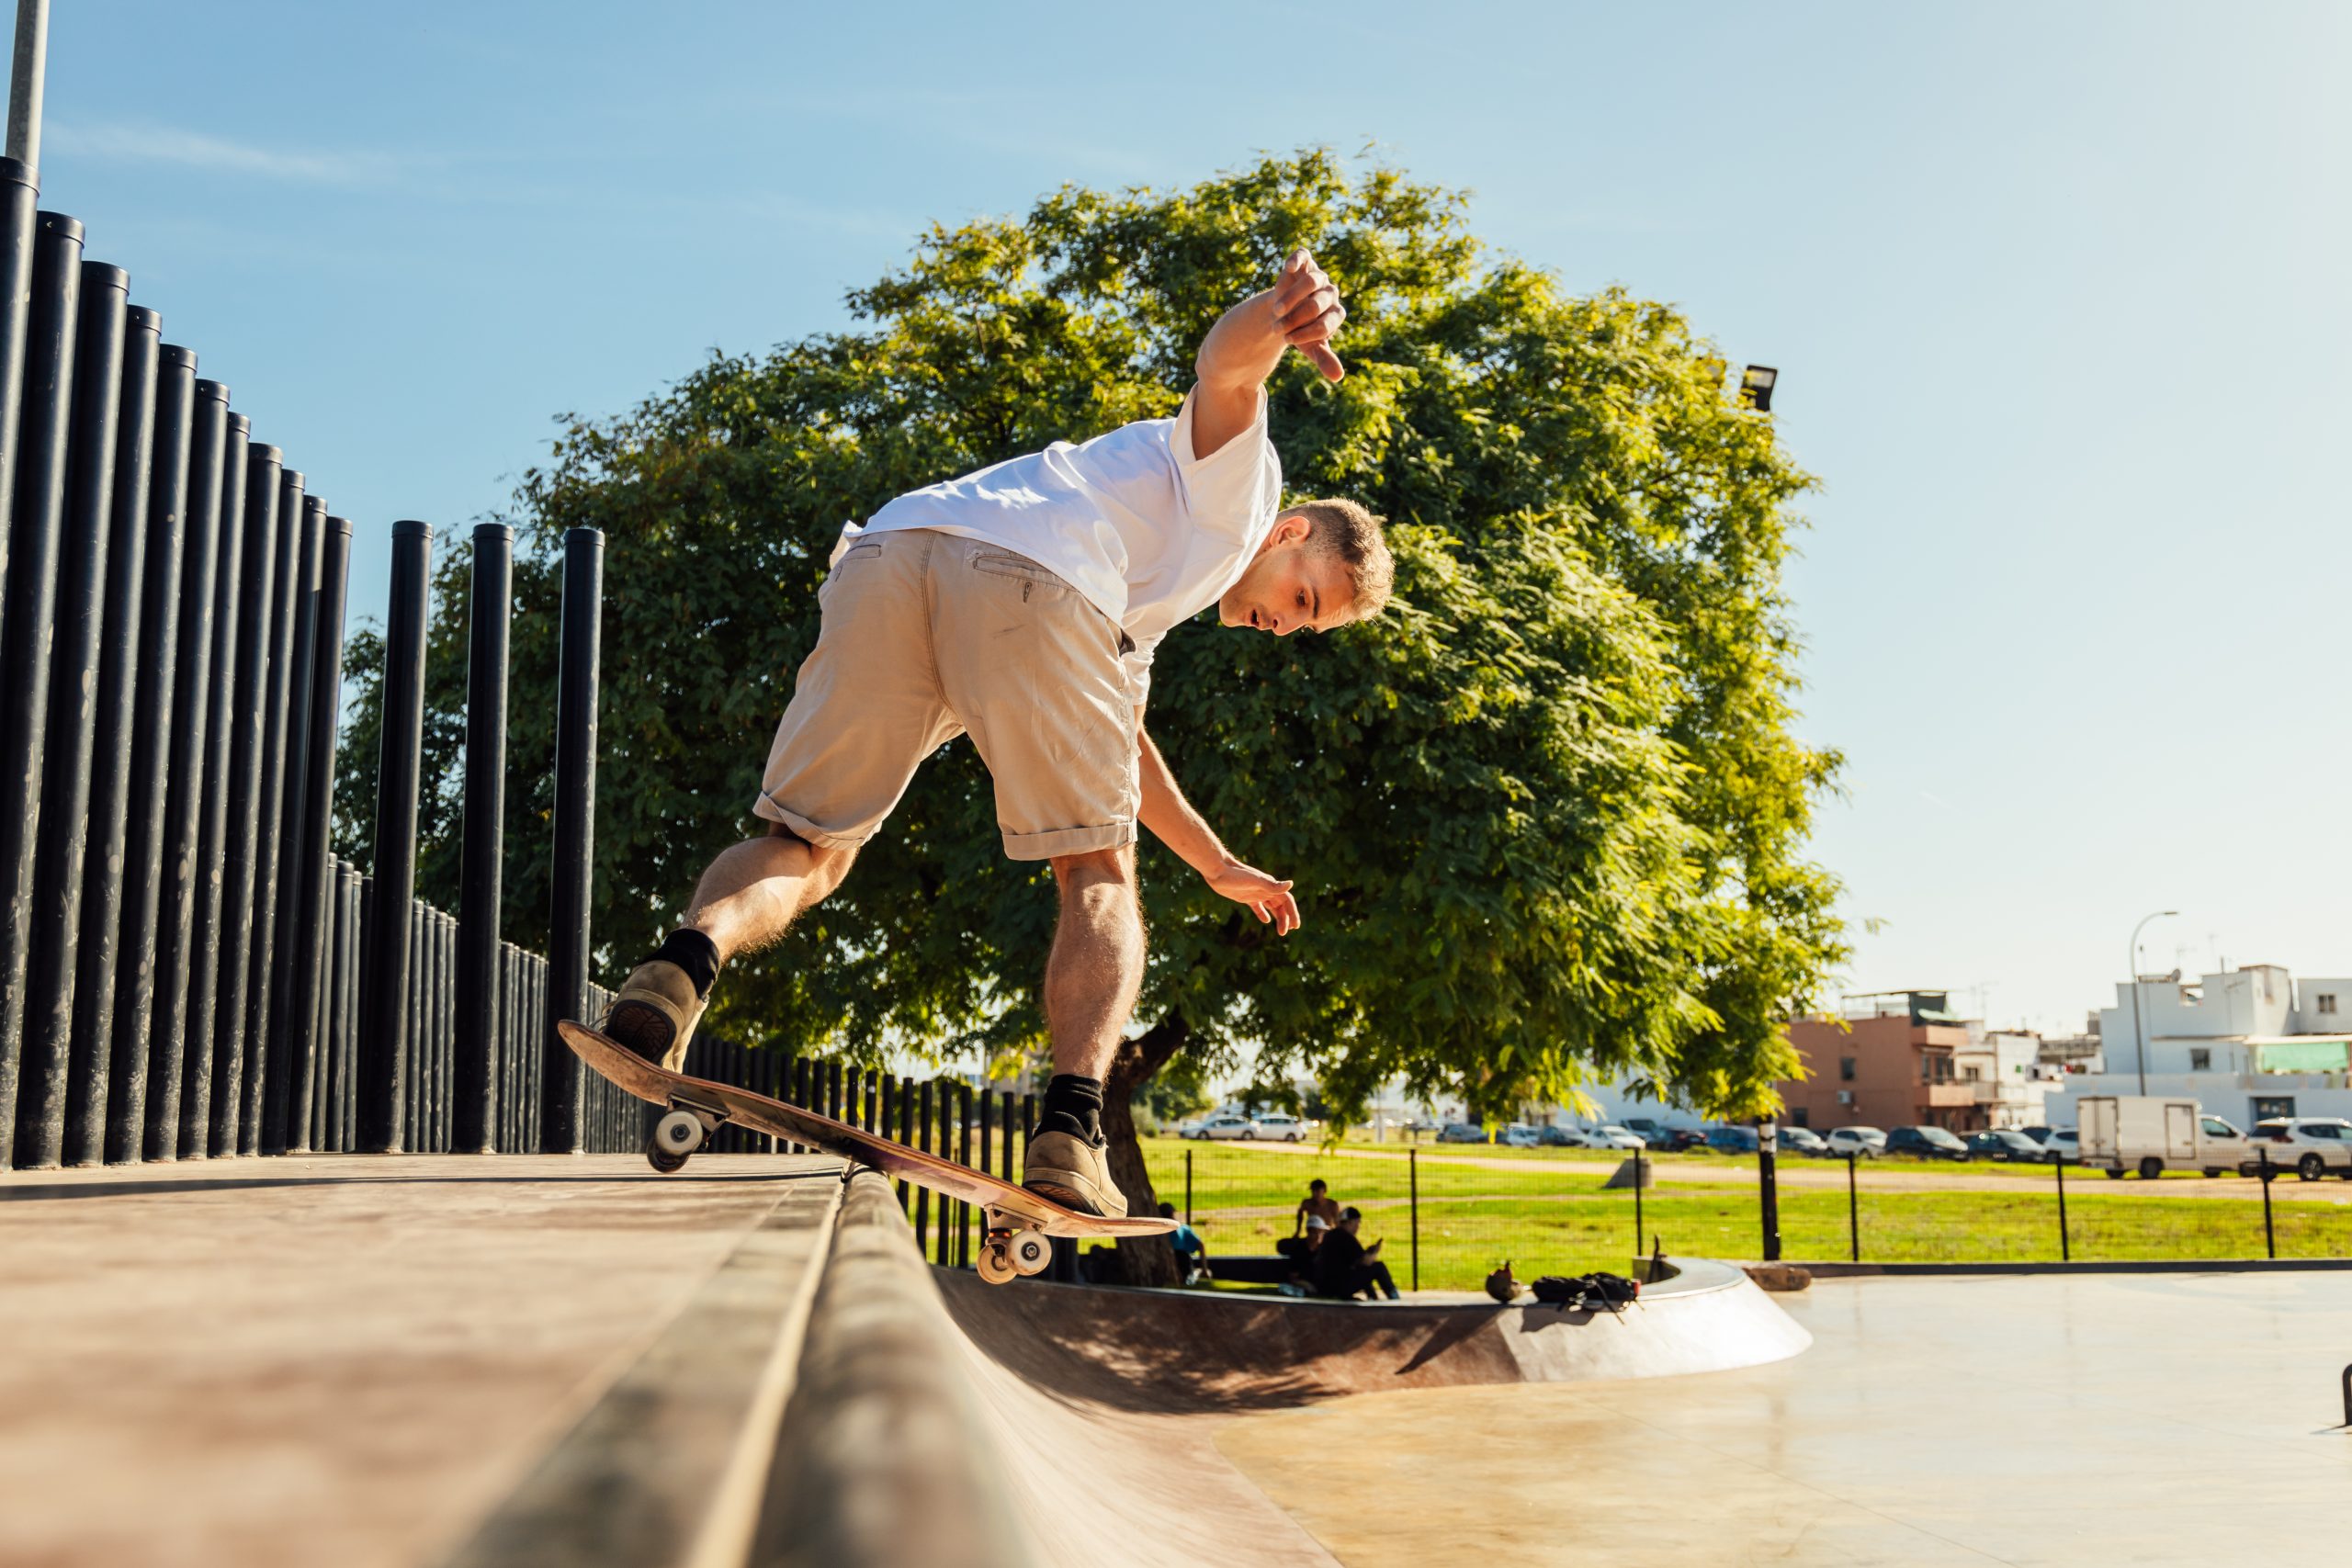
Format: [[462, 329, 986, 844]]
[[1219, 514, 1354, 637]]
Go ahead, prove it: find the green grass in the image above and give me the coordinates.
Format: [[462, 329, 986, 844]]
[[1140, 1136, 2352, 1290]]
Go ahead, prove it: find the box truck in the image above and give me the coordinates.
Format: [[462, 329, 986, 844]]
[[2077, 1096, 2249, 1179]]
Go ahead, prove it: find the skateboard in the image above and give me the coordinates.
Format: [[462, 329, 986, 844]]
[[558, 1020, 1177, 1285]]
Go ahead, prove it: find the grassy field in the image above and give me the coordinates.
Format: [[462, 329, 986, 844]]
[[1139, 1135, 2352, 1290]]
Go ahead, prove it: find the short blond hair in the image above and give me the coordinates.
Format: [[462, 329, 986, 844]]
[[1289, 498, 1394, 621]]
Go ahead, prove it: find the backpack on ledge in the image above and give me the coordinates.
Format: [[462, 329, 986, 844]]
[[1528, 1271, 1641, 1314]]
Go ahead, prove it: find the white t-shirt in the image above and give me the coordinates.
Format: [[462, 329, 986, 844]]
[[840, 389, 1283, 706]]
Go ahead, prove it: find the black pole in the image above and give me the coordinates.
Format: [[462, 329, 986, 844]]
[[164, 411, 245, 1158], [277, 509, 349, 1152], [0, 156, 40, 646], [0, 209, 81, 1168], [1184, 1145, 1193, 1224], [1408, 1145, 1420, 1292], [2054, 1148, 2070, 1263], [454, 523, 511, 1153], [540, 527, 601, 1153], [103, 354, 200, 1162], [257, 491, 322, 1151], [1847, 1152, 1860, 1262], [134, 385, 228, 1161], [1757, 1119, 1781, 1264], [1633, 1147, 1644, 1261], [239, 468, 307, 1153], [358, 519, 432, 1152], [205, 442, 281, 1157], [14, 259, 126, 1167]]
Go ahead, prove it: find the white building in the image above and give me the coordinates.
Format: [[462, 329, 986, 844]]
[[2048, 964, 2352, 1129]]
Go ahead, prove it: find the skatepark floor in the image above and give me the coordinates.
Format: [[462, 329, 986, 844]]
[[1214, 1271, 2352, 1566]]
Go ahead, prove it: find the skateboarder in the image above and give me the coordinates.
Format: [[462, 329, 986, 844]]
[[594, 249, 1393, 1219]]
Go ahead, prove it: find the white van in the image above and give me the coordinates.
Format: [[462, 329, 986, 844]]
[[2078, 1096, 2248, 1179]]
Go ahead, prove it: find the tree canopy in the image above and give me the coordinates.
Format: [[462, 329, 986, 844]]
[[335, 150, 1846, 1173]]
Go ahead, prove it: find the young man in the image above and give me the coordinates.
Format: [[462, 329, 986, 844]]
[[1312, 1207, 1401, 1302], [1294, 1177, 1341, 1242], [594, 250, 1395, 1218]]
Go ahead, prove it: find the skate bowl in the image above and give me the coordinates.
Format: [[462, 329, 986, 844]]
[[757, 1172, 1810, 1567]]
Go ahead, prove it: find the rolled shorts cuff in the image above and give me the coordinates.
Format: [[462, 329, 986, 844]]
[[1001, 820, 1136, 862], [751, 793, 870, 851]]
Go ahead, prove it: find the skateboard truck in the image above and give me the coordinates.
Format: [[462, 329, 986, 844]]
[[649, 1096, 727, 1174], [977, 1213, 1054, 1285]]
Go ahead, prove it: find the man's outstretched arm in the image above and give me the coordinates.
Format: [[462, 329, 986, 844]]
[[1136, 719, 1300, 935], [1189, 249, 1347, 460]]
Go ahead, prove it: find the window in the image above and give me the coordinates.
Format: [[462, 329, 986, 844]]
[[2189, 1048, 2211, 1071], [1791, 1107, 1810, 1127], [1839, 1056, 1857, 1082], [2201, 1118, 2237, 1138], [2320, 994, 2339, 1015], [1962, 1066, 1983, 1082], [2253, 1097, 2297, 1121]]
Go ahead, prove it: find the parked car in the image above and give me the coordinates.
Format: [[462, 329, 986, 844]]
[[1826, 1126, 1886, 1159], [1704, 1126, 1760, 1154], [1965, 1129, 2045, 1163], [2042, 1128, 2079, 1164], [1533, 1124, 1581, 1147], [1884, 1125, 1972, 1161], [1665, 1128, 1711, 1152], [1437, 1122, 1489, 1144], [1778, 1126, 1828, 1156], [1571, 1124, 1648, 1150], [2018, 1125, 2053, 1145], [1251, 1113, 1307, 1143], [1182, 1112, 1258, 1141], [2240, 1117, 2352, 1180], [1498, 1124, 1543, 1148], [1622, 1118, 1675, 1145]]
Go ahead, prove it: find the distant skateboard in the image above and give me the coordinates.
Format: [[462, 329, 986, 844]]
[[559, 1019, 1177, 1285]]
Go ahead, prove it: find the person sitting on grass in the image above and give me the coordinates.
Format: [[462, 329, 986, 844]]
[[1159, 1201, 1209, 1284], [1294, 1178, 1341, 1244], [1312, 1206, 1400, 1301]]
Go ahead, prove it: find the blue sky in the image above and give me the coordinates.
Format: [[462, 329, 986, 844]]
[[37, 1, 2351, 1036]]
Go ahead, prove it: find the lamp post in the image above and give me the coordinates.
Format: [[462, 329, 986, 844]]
[[2127, 909, 2179, 1096]]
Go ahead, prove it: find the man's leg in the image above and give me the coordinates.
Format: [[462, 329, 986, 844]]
[[601, 823, 854, 1069], [1020, 845, 1143, 1216]]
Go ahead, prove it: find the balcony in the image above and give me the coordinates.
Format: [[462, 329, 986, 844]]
[[1921, 1083, 1976, 1108]]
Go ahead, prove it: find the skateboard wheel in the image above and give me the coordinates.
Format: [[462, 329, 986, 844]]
[[654, 1110, 707, 1157], [1009, 1230, 1052, 1277], [977, 1245, 1018, 1286], [646, 1141, 687, 1175]]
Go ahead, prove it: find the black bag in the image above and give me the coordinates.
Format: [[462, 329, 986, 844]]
[[1529, 1271, 1641, 1314]]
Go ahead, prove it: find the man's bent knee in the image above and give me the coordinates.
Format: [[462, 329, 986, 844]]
[[1048, 844, 1135, 890]]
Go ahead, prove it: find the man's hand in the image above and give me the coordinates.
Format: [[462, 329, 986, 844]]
[[1269, 249, 1346, 383], [1205, 857, 1301, 935]]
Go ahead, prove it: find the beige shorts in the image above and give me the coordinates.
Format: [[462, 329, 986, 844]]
[[754, 528, 1139, 861]]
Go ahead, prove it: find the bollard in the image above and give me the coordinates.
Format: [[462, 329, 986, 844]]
[[454, 523, 511, 1152], [358, 520, 432, 1152], [540, 527, 601, 1153], [14, 259, 126, 1167], [277, 510, 349, 1151], [0, 210, 82, 1168], [137, 389, 229, 1152], [75, 314, 168, 1166], [258, 490, 322, 1152]]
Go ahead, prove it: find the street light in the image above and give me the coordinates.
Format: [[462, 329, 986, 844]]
[[1740, 364, 1778, 413], [2127, 909, 2180, 1096]]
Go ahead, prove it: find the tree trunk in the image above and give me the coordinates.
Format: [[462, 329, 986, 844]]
[[1100, 1014, 1192, 1287]]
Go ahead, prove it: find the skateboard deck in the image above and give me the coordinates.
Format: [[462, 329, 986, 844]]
[[559, 1020, 1173, 1282]]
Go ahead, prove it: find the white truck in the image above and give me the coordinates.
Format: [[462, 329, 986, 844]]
[[2077, 1096, 2249, 1179]]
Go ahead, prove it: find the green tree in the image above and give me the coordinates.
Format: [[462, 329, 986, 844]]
[[335, 152, 1845, 1279]]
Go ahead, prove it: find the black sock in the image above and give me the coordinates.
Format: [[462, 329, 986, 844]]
[[650, 929, 723, 1000], [1038, 1073, 1104, 1144]]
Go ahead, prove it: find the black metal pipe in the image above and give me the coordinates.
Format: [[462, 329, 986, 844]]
[[256, 489, 321, 1152], [0, 209, 80, 1168], [358, 519, 431, 1152], [237, 468, 305, 1153], [540, 527, 601, 1153], [102, 355, 200, 1162], [205, 441, 280, 1156], [455, 523, 511, 1152], [276, 507, 348, 1152], [0, 157, 41, 655], [131, 385, 224, 1161], [14, 260, 126, 1167], [163, 411, 244, 1158]]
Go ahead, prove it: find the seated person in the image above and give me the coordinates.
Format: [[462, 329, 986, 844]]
[[1311, 1207, 1401, 1301], [1294, 1178, 1341, 1240], [1158, 1201, 1209, 1283]]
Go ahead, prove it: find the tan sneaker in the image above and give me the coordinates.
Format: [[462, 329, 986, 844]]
[[597, 959, 707, 1071], [1022, 1130, 1128, 1218]]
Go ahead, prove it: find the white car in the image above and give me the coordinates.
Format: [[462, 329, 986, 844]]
[[1826, 1126, 1886, 1159], [1251, 1113, 1308, 1143], [1498, 1124, 1544, 1148], [1182, 1113, 1258, 1141], [2043, 1128, 2080, 1164], [2243, 1117, 2352, 1180], [1578, 1124, 1648, 1150]]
